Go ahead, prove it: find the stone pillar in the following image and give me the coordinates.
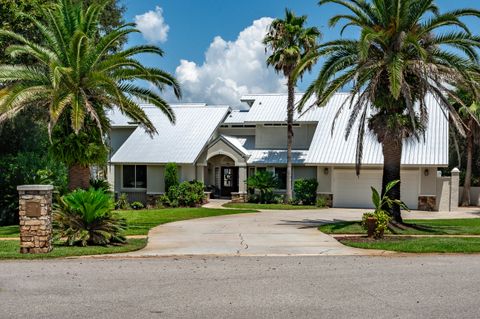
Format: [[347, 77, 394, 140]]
[[17, 185, 54, 254], [450, 168, 460, 211]]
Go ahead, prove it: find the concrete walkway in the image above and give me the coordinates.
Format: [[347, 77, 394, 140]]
[[114, 206, 480, 257]]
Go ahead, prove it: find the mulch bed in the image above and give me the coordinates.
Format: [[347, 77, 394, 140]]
[[334, 236, 416, 243]]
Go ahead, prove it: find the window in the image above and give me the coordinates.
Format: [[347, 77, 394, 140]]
[[275, 167, 287, 190], [123, 165, 147, 189]]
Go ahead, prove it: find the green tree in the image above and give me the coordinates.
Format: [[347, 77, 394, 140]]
[[263, 9, 320, 202], [453, 89, 480, 206], [298, 0, 480, 223], [0, 0, 181, 189], [165, 163, 179, 192]]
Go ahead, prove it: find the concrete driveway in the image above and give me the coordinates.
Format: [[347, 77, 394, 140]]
[[115, 202, 480, 257]]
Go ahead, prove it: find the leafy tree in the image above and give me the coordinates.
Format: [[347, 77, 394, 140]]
[[298, 0, 480, 223], [0, 0, 181, 189], [246, 171, 279, 204], [263, 9, 320, 202]]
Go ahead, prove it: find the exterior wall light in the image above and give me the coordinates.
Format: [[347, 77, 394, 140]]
[[324, 167, 329, 175], [424, 169, 429, 176]]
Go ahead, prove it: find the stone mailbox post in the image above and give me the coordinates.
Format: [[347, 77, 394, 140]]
[[17, 185, 54, 254]]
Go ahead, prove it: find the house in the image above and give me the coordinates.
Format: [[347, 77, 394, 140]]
[[107, 93, 451, 211]]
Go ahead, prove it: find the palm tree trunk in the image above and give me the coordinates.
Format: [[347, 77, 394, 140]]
[[286, 77, 295, 202], [461, 130, 473, 207], [382, 135, 403, 223], [68, 164, 90, 191]]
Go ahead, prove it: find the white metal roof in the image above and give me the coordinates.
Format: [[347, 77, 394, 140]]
[[247, 150, 309, 165], [223, 110, 250, 124], [110, 105, 230, 164], [241, 93, 449, 166]]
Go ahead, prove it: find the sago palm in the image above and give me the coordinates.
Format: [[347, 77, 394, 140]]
[[0, 0, 181, 189], [263, 9, 320, 201], [298, 0, 480, 222]]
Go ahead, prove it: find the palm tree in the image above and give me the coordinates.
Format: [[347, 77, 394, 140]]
[[298, 0, 480, 223], [263, 9, 320, 202], [0, 0, 181, 189], [453, 89, 480, 206]]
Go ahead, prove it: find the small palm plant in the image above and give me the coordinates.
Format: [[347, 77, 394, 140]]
[[362, 180, 409, 238], [246, 171, 279, 204], [53, 188, 127, 246]]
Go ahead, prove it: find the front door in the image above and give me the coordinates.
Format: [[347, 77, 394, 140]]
[[221, 167, 239, 197]]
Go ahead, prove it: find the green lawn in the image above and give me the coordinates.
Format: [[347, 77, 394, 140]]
[[319, 219, 480, 235], [117, 207, 256, 236], [222, 202, 319, 210], [339, 237, 480, 254], [0, 239, 147, 259], [0, 225, 19, 238]]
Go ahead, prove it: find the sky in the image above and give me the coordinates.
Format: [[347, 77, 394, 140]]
[[122, 0, 480, 107]]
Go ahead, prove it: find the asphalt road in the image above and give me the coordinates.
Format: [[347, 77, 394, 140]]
[[1, 255, 480, 319]]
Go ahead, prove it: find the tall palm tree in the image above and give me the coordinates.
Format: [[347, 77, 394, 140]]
[[454, 89, 480, 206], [263, 9, 320, 201], [297, 0, 480, 223], [0, 0, 181, 190]]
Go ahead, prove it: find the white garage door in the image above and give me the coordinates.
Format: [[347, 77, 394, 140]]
[[333, 170, 419, 209]]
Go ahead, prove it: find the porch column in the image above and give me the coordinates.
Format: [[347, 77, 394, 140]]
[[450, 168, 460, 211], [196, 165, 206, 184], [238, 166, 247, 193]]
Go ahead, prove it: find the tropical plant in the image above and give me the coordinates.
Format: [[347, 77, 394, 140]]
[[316, 196, 328, 208], [452, 89, 480, 206], [246, 171, 279, 204], [298, 0, 480, 223], [294, 178, 318, 205], [165, 163, 179, 193], [53, 188, 127, 246], [0, 0, 181, 189], [362, 180, 407, 238], [371, 180, 409, 215], [89, 178, 111, 193], [115, 193, 129, 210], [263, 9, 321, 202]]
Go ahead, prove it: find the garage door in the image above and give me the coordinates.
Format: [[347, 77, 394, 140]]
[[332, 170, 419, 209]]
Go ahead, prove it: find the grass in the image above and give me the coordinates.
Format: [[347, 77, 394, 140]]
[[0, 239, 147, 260], [117, 207, 257, 236], [319, 219, 480, 235], [222, 202, 320, 210], [0, 225, 19, 238], [339, 237, 480, 254]]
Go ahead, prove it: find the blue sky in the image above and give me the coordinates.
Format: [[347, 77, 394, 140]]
[[122, 0, 480, 106]]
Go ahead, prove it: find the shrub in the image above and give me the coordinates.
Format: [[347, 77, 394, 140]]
[[130, 201, 145, 210], [115, 193, 130, 210], [165, 163, 179, 194], [362, 211, 391, 239], [246, 171, 279, 204], [163, 181, 205, 207], [53, 188, 127, 246], [90, 178, 111, 193], [294, 179, 318, 205], [316, 197, 328, 208]]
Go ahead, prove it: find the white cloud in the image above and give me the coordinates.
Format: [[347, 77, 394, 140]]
[[135, 6, 169, 43], [175, 17, 286, 108]]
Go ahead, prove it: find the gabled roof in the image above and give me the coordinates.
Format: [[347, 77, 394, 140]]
[[240, 93, 449, 166], [110, 105, 230, 164]]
